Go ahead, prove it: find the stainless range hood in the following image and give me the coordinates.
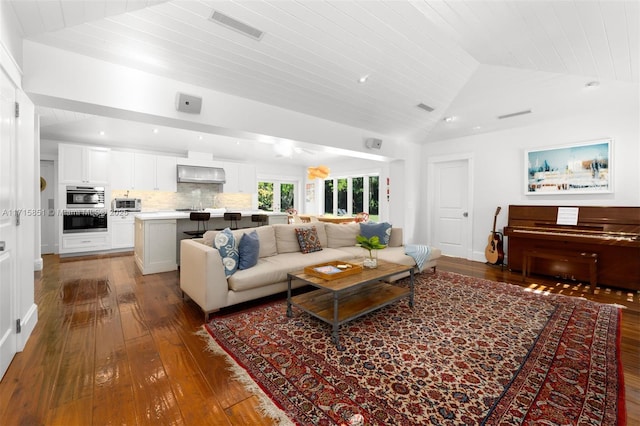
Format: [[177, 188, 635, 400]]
[[177, 165, 226, 184]]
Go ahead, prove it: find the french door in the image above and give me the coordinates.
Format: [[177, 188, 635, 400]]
[[258, 180, 297, 212], [0, 68, 17, 380]]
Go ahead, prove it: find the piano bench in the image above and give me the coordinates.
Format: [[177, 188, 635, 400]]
[[522, 250, 598, 294]]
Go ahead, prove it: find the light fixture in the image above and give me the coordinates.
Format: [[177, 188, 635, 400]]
[[443, 116, 455, 123], [585, 81, 600, 89], [153, 128, 159, 134], [198, 135, 203, 140], [358, 74, 369, 84], [99, 130, 105, 136], [307, 165, 330, 180]]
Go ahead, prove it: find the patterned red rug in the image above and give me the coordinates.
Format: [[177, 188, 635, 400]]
[[203, 271, 625, 425]]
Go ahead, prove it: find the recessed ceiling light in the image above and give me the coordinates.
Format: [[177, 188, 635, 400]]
[[153, 128, 159, 134], [443, 116, 455, 123], [585, 81, 600, 89], [358, 74, 369, 84], [99, 130, 105, 136], [473, 126, 482, 130]]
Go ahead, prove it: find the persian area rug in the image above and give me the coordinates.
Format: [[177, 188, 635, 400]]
[[203, 271, 625, 425]]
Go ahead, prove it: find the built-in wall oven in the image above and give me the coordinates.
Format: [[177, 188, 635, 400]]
[[63, 210, 108, 233], [63, 185, 108, 233]]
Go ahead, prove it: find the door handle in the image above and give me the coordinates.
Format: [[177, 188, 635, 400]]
[[0, 241, 5, 251], [463, 212, 468, 217]]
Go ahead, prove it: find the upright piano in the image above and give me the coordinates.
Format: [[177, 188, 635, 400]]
[[504, 205, 640, 291]]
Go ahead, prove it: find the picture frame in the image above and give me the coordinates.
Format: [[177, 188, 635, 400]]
[[525, 139, 612, 195]]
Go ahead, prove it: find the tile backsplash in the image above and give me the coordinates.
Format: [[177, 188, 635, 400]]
[[112, 183, 252, 211]]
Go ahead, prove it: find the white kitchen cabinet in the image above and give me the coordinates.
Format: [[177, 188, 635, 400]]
[[59, 144, 110, 184], [134, 218, 177, 274], [111, 215, 135, 249], [110, 151, 134, 190], [223, 162, 256, 193], [155, 155, 177, 192], [60, 232, 110, 254], [134, 153, 176, 191], [222, 162, 239, 192]]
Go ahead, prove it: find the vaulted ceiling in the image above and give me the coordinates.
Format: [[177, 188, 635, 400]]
[[8, 0, 639, 162]]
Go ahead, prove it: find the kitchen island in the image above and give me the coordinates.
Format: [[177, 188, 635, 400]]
[[134, 209, 288, 275]]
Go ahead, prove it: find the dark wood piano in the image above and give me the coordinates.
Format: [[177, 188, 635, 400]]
[[504, 205, 640, 291]]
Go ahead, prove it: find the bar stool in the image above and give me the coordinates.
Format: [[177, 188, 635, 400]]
[[183, 212, 210, 238], [251, 214, 268, 227], [217, 212, 241, 230]]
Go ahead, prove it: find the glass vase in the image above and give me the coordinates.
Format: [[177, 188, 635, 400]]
[[363, 249, 378, 268]]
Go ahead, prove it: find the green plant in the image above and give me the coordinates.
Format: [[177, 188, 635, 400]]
[[356, 235, 386, 259]]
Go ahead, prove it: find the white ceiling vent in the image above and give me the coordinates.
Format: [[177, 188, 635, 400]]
[[416, 103, 434, 112], [497, 109, 532, 119], [209, 11, 264, 41]]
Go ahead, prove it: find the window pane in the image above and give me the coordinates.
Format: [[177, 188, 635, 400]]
[[337, 178, 348, 215], [352, 177, 364, 213], [258, 182, 273, 211], [280, 183, 294, 212], [369, 176, 379, 216], [324, 180, 333, 214]]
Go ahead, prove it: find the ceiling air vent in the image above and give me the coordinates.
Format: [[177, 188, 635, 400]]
[[209, 10, 264, 41], [497, 109, 532, 120], [416, 103, 434, 112]]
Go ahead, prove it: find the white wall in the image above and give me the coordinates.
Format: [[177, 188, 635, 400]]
[[420, 101, 640, 261]]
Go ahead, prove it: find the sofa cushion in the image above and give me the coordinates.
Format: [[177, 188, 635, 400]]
[[325, 223, 360, 248], [273, 223, 327, 254], [238, 230, 260, 270], [203, 226, 277, 258], [360, 222, 392, 245], [213, 228, 239, 277], [253, 226, 278, 258], [295, 226, 323, 254], [388, 228, 403, 247], [228, 248, 354, 292]]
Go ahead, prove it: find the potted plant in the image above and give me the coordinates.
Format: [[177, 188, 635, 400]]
[[356, 235, 386, 268]]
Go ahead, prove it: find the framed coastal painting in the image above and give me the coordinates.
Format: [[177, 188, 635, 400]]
[[525, 139, 612, 195]]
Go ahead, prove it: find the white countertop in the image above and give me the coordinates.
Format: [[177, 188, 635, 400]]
[[134, 209, 287, 221]]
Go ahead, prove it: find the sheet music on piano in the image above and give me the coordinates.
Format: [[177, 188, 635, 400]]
[[556, 207, 579, 226]]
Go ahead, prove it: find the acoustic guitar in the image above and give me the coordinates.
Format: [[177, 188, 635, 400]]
[[485, 207, 504, 265]]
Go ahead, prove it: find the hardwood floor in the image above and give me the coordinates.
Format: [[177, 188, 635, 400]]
[[0, 254, 637, 425]]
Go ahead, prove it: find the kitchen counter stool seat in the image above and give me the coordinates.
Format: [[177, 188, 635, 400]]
[[251, 214, 268, 227], [183, 212, 211, 238], [217, 212, 242, 230]]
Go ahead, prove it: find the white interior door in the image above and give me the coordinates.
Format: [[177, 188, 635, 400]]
[[40, 160, 56, 254], [0, 69, 17, 380], [433, 159, 470, 258]]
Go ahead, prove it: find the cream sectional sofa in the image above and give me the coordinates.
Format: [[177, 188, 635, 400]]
[[179, 222, 441, 319]]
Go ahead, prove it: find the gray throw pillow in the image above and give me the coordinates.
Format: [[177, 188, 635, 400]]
[[238, 230, 260, 270]]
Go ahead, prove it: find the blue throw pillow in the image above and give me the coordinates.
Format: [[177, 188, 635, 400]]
[[359, 222, 392, 245], [213, 228, 238, 277], [238, 230, 260, 270]]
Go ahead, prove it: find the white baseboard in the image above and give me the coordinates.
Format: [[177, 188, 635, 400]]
[[17, 303, 38, 352]]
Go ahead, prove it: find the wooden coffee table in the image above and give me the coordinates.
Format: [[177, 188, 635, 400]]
[[286, 260, 414, 348]]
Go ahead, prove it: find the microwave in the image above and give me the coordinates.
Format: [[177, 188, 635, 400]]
[[66, 186, 105, 209], [112, 198, 141, 212]]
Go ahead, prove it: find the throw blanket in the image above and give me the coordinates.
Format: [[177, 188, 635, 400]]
[[404, 244, 431, 272]]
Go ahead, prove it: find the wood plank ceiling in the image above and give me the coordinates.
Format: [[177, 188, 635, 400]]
[[8, 0, 639, 148]]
